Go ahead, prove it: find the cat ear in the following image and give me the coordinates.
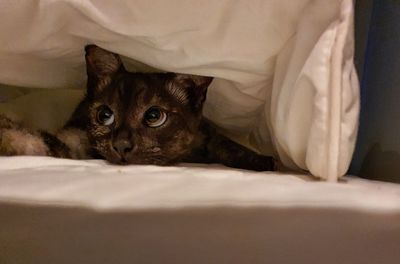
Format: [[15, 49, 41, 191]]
[[168, 73, 213, 112], [85, 45, 125, 94]]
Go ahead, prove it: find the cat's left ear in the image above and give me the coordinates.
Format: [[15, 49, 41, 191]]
[[85, 45, 125, 94], [168, 73, 213, 112]]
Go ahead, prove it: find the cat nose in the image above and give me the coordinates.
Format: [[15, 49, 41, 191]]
[[113, 139, 133, 157]]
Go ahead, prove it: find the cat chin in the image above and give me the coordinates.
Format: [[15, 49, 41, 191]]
[[106, 155, 173, 166], [127, 159, 171, 166], [103, 154, 126, 165]]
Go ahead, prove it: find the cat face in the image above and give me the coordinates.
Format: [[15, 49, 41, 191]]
[[84, 45, 213, 165]]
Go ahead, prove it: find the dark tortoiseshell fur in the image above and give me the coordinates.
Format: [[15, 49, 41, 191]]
[[0, 45, 275, 171]]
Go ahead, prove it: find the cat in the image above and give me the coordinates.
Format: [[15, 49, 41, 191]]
[[0, 45, 276, 171]]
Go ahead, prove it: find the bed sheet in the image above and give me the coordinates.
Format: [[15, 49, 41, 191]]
[[0, 156, 399, 264]]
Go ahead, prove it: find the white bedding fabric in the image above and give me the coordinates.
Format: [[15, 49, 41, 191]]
[[0, 0, 359, 180], [0, 2, 396, 262], [0, 156, 399, 263]]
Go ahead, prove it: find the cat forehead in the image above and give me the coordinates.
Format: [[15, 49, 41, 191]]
[[92, 72, 194, 112], [108, 73, 185, 103], [126, 73, 192, 105], [112, 73, 170, 93], [90, 76, 170, 111]]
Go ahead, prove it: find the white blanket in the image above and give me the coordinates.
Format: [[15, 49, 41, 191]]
[[0, 2, 397, 262], [0, 0, 359, 180], [0, 156, 399, 263]]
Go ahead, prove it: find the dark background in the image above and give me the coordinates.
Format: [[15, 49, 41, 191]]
[[351, 0, 400, 182]]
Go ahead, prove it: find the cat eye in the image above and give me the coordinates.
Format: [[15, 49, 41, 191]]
[[144, 107, 167, 128], [97, 105, 115, 126]]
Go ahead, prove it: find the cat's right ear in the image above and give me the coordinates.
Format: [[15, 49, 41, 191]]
[[85, 45, 124, 94]]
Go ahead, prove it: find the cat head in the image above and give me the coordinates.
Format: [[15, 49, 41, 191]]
[[84, 45, 213, 165]]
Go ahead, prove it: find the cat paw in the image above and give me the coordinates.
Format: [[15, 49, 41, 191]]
[[0, 129, 49, 156], [0, 115, 19, 129], [245, 155, 277, 171], [272, 157, 283, 171], [262, 156, 278, 171]]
